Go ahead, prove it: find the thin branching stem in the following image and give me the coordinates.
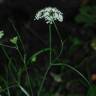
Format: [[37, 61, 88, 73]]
[[37, 65, 51, 96], [8, 19, 25, 53], [49, 24, 52, 65], [53, 22, 64, 61], [51, 63, 91, 87], [0, 44, 16, 49], [9, 19, 33, 96], [15, 38, 33, 96], [37, 24, 52, 96]]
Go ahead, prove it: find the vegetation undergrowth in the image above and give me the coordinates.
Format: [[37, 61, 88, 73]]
[[0, 6, 96, 96]]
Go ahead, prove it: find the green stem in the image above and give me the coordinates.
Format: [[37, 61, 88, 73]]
[[0, 46, 10, 61], [53, 22, 64, 61], [0, 46, 17, 96], [9, 20, 33, 95], [0, 77, 11, 96], [0, 83, 17, 94], [23, 54, 33, 96], [37, 65, 51, 96], [52, 63, 91, 87], [53, 22, 63, 44], [16, 43, 33, 96], [8, 19, 25, 53], [49, 24, 52, 65], [16, 45, 24, 62], [0, 44, 16, 49], [37, 24, 52, 96]]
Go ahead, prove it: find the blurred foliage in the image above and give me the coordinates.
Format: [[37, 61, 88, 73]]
[[50, 72, 62, 83], [91, 38, 96, 50], [87, 85, 96, 96], [75, 6, 96, 27], [72, 37, 81, 46], [0, 1, 96, 95]]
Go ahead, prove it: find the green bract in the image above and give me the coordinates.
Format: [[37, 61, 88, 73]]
[[10, 36, 18, 45], [0, 30, 4, 39]]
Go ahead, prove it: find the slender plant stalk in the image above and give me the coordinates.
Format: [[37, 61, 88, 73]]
[[0, 47, 12, 96], [0, 46, 17, 95], [0, 46, 10, 61], [9, 19, 33, 95], [6, 59, 12, 96], [53, 22, 63, 44], [49, 24, 52, 65], [0, 44, 16, 49], [8, 19, 25, 53], [0, 77, 11, 96], [0, 84, 17, 94], [0, 24, 33, 95], [15, 39, 33, 96], [37, 65, 51, 96], [6, 81, 10, 95], [16, 45, 24, 62], [64, 54, 96, 76], [37, 24, 52, 96], [53, 22, 64, 61], [23, 54, 33, 96], [52, 63, 91, 87]]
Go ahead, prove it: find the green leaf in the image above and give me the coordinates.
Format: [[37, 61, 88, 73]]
[[91, 38, 96, 50], [10, 36, 18, 44], [28, 48, 50, 63], [50, 73, 62, 82], [0, 30, 4, 39], [75, 6, 96, 26], [87, 85, 96, 96], [31, 56, 37, 63]]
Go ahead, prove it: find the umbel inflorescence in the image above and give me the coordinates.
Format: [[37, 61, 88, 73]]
[[35, 7, 63, 24]]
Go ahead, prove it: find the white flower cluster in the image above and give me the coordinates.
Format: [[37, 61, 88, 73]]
[[35, 7, 63, 24]]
